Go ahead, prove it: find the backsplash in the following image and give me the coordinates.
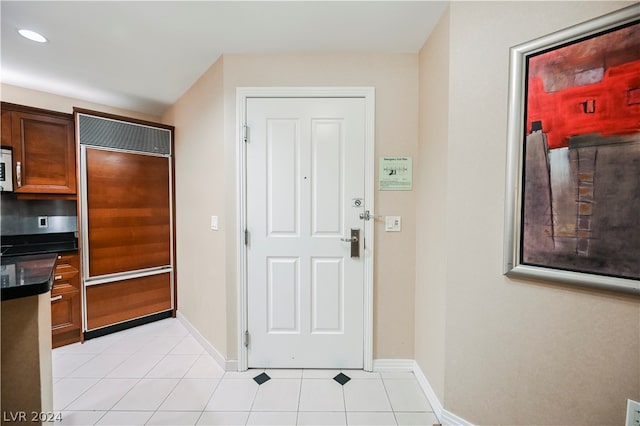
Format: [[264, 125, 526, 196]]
[[0, 194, 77, 236]]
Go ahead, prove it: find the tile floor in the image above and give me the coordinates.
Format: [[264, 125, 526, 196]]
[[53, 318, 439, 425]]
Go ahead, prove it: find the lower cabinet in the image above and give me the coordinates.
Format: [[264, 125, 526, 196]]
[[51, 252, 81, 348]]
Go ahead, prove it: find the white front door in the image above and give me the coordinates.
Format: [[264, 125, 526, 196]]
[[246, 97, 366, 368]]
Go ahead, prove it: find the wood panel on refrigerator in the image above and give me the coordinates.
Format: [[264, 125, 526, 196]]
[[85, 273, 172, 330], [85, 148, 171, 277]]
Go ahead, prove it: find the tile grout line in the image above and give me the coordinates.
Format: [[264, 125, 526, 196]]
[[57, 322, 193, 424], [295, 375, 303, 426], [380, 375, 400, 426], [140, 334, 206, 424]]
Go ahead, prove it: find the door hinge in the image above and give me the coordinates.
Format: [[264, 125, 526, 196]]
[[243, 125, 249, 143], [244, 229, 249, 246], [244, 330, 250, 348]]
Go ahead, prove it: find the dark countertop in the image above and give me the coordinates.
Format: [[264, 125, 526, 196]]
[[1, 232, 78, 257], [1, 253, 57, 301]]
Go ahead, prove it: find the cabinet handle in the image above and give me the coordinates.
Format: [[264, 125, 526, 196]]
[[50, 295, 62, 302], [55, 275, 63, 280], [16, 161, 21, 187]]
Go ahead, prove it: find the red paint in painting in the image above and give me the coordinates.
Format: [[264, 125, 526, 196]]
[[526, 60, 640, 149]]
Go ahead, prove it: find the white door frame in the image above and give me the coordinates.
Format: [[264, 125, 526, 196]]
[[236, 87, 375, 371]]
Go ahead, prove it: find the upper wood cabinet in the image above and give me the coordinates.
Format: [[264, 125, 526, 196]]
[[1, 103, 76, 195]]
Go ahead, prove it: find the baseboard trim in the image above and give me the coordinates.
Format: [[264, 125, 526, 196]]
[[440, 409, 474, 426], [412, 361, 474, 426], [176, 311, 237, 371], [412, 362, 444, 420], [372, 358, 415, 371]]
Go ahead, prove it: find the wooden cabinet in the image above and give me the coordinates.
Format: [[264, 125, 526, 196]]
[[51, 252, 82, 348], [1, 103, 76, 195]]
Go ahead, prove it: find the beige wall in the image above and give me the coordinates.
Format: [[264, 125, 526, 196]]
[[1, 84, 160, 122], [168, 53, 421, 361], [416, 2, 640, 425], [161, 58, 228, 357], [415, 6, 450, 401], [220, 54, 419, 360]]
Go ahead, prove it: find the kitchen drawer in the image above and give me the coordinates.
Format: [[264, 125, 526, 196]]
[[52, 251, 81, 347], [52, 278, 78, 295], [56, 252, 79, 270], [51, 290, 81, 348], [53, 251, 80, 293]]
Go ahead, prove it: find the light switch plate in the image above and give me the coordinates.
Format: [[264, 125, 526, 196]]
[[385, 216, 401, 232], [210, 215, 219, 231], [626, 399, 640, 426]]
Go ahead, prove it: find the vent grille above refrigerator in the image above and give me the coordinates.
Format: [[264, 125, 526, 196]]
[[78, 114, 171, 156]]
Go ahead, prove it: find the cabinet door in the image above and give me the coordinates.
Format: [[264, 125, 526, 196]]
[[1, 110, 11, 147], [51, 289, 82, 349], [11, 111, 76, 194]]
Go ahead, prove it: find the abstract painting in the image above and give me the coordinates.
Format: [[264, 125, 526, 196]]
[[504, 5, 640, 293]]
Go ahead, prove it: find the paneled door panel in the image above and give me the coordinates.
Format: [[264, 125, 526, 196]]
[[85, 148, 171, 277], [246, 97, 365, 368]]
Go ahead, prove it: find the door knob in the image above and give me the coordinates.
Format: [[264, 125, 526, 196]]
[[341, 228, 360, 258]]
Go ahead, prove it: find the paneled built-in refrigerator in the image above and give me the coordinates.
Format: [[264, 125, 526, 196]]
[[76, 111, 175, 337]]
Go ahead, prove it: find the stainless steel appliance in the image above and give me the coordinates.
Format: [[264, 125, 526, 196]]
[[0, 147, 14, 192]]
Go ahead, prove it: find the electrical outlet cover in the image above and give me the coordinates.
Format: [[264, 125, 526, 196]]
[[385, 216, 401, 232], [626, 399, 640, 426]]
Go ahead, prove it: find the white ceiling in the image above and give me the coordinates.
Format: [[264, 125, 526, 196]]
[[1, 1, 448, 116]]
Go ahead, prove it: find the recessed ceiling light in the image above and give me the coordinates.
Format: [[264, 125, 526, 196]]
[[18, 29, 47, 43]]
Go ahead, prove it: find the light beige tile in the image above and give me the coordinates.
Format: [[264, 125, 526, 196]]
[[138, 334, 184, 354], [146, 411, 202, 425], [95, 411, 152, 425], [297, 411, 347, 425], [395, 411, 440, 426], [170, 335, 206, 355], [185, 354, 226, 379], [246, 411, 297, 426], [53, 377, 100, 410], [145, 354, 199, 378], [341, 369, 381, 379], [66, 378, 138, 411], [346, 412, 397, 425], [106, 352, 164, 378], [52, 353, 96, 378], [197, 412, 249, 425], [112, 378, 179, 411], [252, 379, 301, 411], [298, 379, 344, 412], [67, 353, 129, 378], [159, 378, 219, 411], [384, 379, 432, 412], [343, 379, 392, 412], [205, 379, 258, 411], [58, 410, 106, 425]]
